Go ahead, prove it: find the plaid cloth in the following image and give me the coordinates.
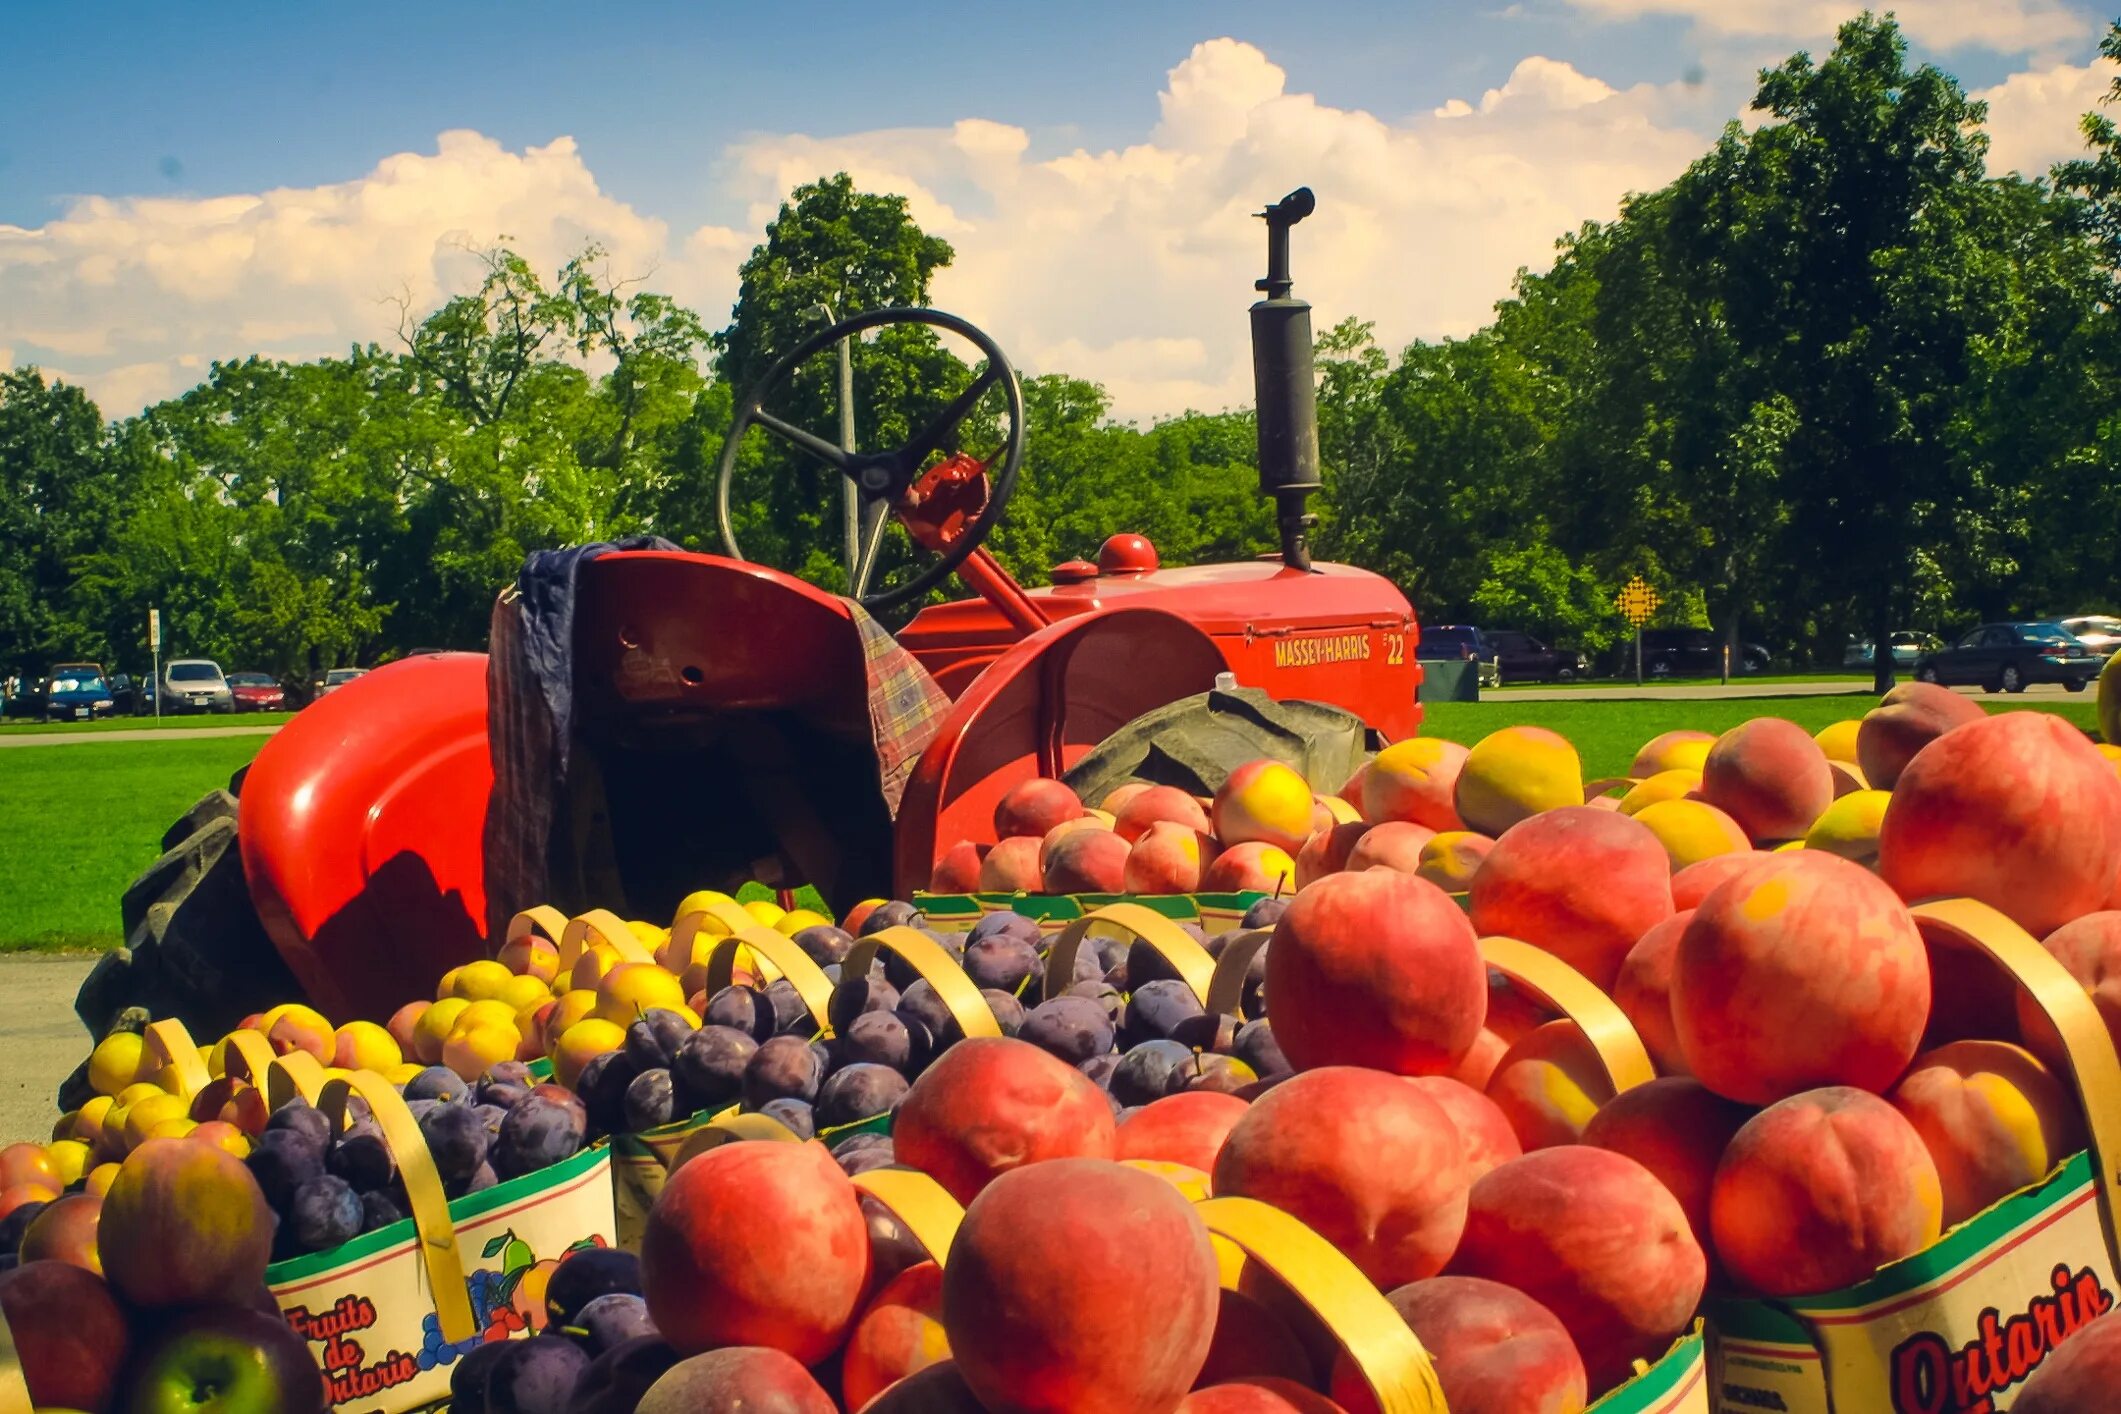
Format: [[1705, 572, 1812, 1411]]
[[845, 598, 952, 818]]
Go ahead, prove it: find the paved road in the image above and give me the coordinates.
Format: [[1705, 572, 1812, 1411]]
[[0, 954, 97, 1144], [0, 724, 282, 748], [1494, 680, 2088, 702]]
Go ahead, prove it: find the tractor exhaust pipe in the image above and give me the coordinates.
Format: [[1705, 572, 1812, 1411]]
[[1251, 186, 1322, 573]]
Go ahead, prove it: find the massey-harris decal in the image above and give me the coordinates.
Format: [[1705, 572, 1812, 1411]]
[[1888, 1265, 2115, 1414]]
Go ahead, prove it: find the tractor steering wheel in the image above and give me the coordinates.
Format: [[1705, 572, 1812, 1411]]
[[715, 308, 1025, 611]]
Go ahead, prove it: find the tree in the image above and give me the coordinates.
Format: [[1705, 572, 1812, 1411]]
[[0, 370, 117, 676]]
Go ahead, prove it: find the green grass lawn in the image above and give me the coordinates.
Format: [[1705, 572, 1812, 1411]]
[[1490, 672, 1868, 691], [0, 710, 295, 734]]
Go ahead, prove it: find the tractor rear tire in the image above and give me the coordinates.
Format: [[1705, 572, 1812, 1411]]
[[1061, 685, 1376, 807], [74, 776, 303, 1069]]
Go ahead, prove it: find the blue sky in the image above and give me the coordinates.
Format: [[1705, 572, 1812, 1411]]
[[3, 0, 2112, 417]]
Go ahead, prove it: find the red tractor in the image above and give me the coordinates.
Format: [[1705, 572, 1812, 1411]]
[[77, 189, 1426, 1050]]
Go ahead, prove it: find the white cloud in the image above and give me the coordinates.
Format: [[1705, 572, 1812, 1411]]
[[1562, 0, 2095, 54], [1976, 56, 2118, 175]]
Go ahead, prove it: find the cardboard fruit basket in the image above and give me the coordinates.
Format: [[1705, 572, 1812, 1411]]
[[1702, 896, 2121, 1414]]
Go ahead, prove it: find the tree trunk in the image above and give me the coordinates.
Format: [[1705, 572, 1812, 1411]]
[[1870, 594, 1896, 696]]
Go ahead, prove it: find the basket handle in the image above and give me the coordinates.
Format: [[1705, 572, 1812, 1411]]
[[851, 1168, 966, 1269], [557, 909, 657, 971], [1044, 903, 1218, 1006], [844, 927, 1001, 1040], [702, 927, 836, 1035], [667, 900, 763, 961], [1203, 928, 1275, 1018], [667, 1107, 808, 1173], [503, 905, 570, 950], [143, 1018, 213, 1098], [1913, 897, 2121, 1272], [1479, 935, 1656, 1096], [220, 1027, 289, 1092], [1195, 1196, 1447, 1413]]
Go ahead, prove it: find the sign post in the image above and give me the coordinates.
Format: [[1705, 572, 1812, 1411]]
[[1614, 577, 1661, 686], [148, 608, 161, 722]]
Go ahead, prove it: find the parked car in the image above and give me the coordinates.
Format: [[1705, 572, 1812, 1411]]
[[160, 658, 235, 713], [226, 671, 287, 712], [1633, 628, 1771, 677], [2060, 615, 2121, 659], [1415, 625, 1500, 688], [1843, 632, 1942, 669], [1913, 622, 2104, 693], [40, 668, 116, 721], [317, 667, 368, 697], [1487, 630, 1587, 683], [107, 672, 154, 715]]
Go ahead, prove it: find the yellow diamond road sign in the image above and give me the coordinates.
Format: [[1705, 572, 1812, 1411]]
[[1615, 576, 1661, 626]]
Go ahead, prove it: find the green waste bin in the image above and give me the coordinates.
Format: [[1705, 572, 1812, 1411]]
[[1418, 660, 1480, 703]]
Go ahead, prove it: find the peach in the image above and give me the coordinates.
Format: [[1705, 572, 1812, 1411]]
[[100, 1137, 272, 1309], [1803, 788, 1892, 866], [0, 1260, 131, 1412], [0, 1142, 57, 1192], [0, 1182, 55, 1222], [1330, 1276, 1586, 1414], [2014, 1308, 2121, 1413], [1632, 730, 1715, 779], [1114, 1092, 1250, 1174], [978, 835, 1046, 893], [443, 1022, 519, 1081], [1295, 821, 1370, 888], [1673, 851, 1929, 1104], [1455, 727, 1584, 837], [1450, 1146, 1707, 1390], [1101, 781, 1153, 816], [944, 1158, 1221, 1414], [1408, 1076, 1521, 1181], [1633, 798, 1753, 871], [552, 1018, 626, 1089], [1041, 826, 1131, 894], [266, 1009, 332, 1063], [20, 1191, 102, 1274], [1889, 1040, 2084, 1226], [1362, 737, 1469, 831], [1203, 842, 1296, 894], [1858, 681, 1985, 790], [894, 1037, 1117, 1204], [1484, 1021, 1616, 1151], [1114, 784, 1214, 842], [841, 1261, 950, 1411], [1710, 1086, 1942, 1296], [1214, 760, 1318, 854], [930, 839, 987, 893], [1618, 769, 1703, 817], [1416, 831, 1494, 893], [644, 1140, 868, 1364], [1342, 821, 1436, 876], [1215, 1066, 1469, 1289], [1612, 911, 1693, 1077], [1700, 717, 1834, 842], [856, 1361, 989, 1412], [1338, 762, 1369, 809], [1880, 711, 2121, 939], [496, 930, 560, 982], [636, 1348, 835, 1413], [1445, 1028, 1510, 1091], [385, 1000, 426, 1058], [1814, 718, 1862, 765], [1125, 819, 1218, 894], [1180, 1381, 1347, 1413], [1669, 850, 1771, 910], [2018, 912, 2121, 1068], [1263, 869, 1486, 1075], [1581, 1077, 1753, 1259], [994, 776, 1085, 839], [1467, 806, 1674, 991]]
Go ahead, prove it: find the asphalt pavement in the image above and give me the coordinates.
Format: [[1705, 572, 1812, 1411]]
[[0, 954, 97, 1143], [1494, 679, 2086, 702]]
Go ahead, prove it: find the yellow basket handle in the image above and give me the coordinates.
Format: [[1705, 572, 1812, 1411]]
[[221, 1028, 285, 1090], [1479, 935, 1656, 1096], [312, 1071, 477, 1344], [143, 1018, 212, 1098], [1584, 776, 1637, 799], [667, 1106, 807, 1173], [1203, 928, 1275, 1018], [558, 909, 656, 970], [1044, 903, 1218, 1006], [1913, 897, 2121, 1272], [261, 1051, 329, 1107], [1195, 1196, 1447, 1413], [703, 927, 836, 1035], [666, 900, 761, 961], [503, 905, 570, 950], [851, 1167, 966, 1269], [844, 927, 1001, 1040]]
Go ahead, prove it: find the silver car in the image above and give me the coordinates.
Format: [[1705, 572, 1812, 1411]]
[[161, 658, 234, 713], [1844, 631, 1941, 669], [2061, 615, 2121, 659]]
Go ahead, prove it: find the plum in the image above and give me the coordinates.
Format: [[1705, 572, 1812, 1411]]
[[1021, 996, 1116, 1065], [1176, 1052, 1257, 1095], [546, 1247, 642, 1326], [964, 935, 1042, 994], [742, 1035, 823, 1110], [290, 1175, 362, 1253], [765, 979, 814, 1036], [1234, 1018, 1290, 1078], [573, 1292, 658, 1354], [968, 909, 1039, 944], [1064, 980, 1126, 1027], [419, 1102, 492, 1184], [248, 1129, 325, 1212], [859, 900, 924, 935], [706, 985, 777, 1042], [0, 1202, 45, 1255], [759, 1097, 816, 1139], [472, 1103, 510, 1139], [793, 924, 854, 966], [828, 973, 901, 1034], [1120, 979, 1207, 1050], [360, 1190, 405, 1233], [623, 1069, 681, 1133], [266, 1101, 333, 1148], [1079, 1053, 1124, 1090], [405, 1098, 441, 1125], [1111, 1039, 1194, 1107], [981, 988, 1027, 1037], [581, 1051, 641, 1138], [494, 1097, 586, 1180], [479, 1082, 531, 1112], [833, 1130, 892, 1160], [1242, 896, 1290, 930], [833, 1010, 922, 1073], [864, 1193, 929, 1290], [1174, 1011, 1241, 1055], [328, 1122, 396, 1192], [1126, 939, 1187, 988], [450, 1338, 513, 1412], [815, 1063, 910, 1130], [481, 1060, 533, 1090], [623, 1010, 693, 1072], [897, 980, 960, 1050], [671, 1026, 757, 1110], [403, 1066, 470, 1105], [884, 932, 963, 990], [484, 1334, 591, 1414], [447, 1161, 498, 1198], [573, 1335, 681, 1414]]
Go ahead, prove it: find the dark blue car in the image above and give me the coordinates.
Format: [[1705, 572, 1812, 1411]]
[[41, 669, 117, 720]]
